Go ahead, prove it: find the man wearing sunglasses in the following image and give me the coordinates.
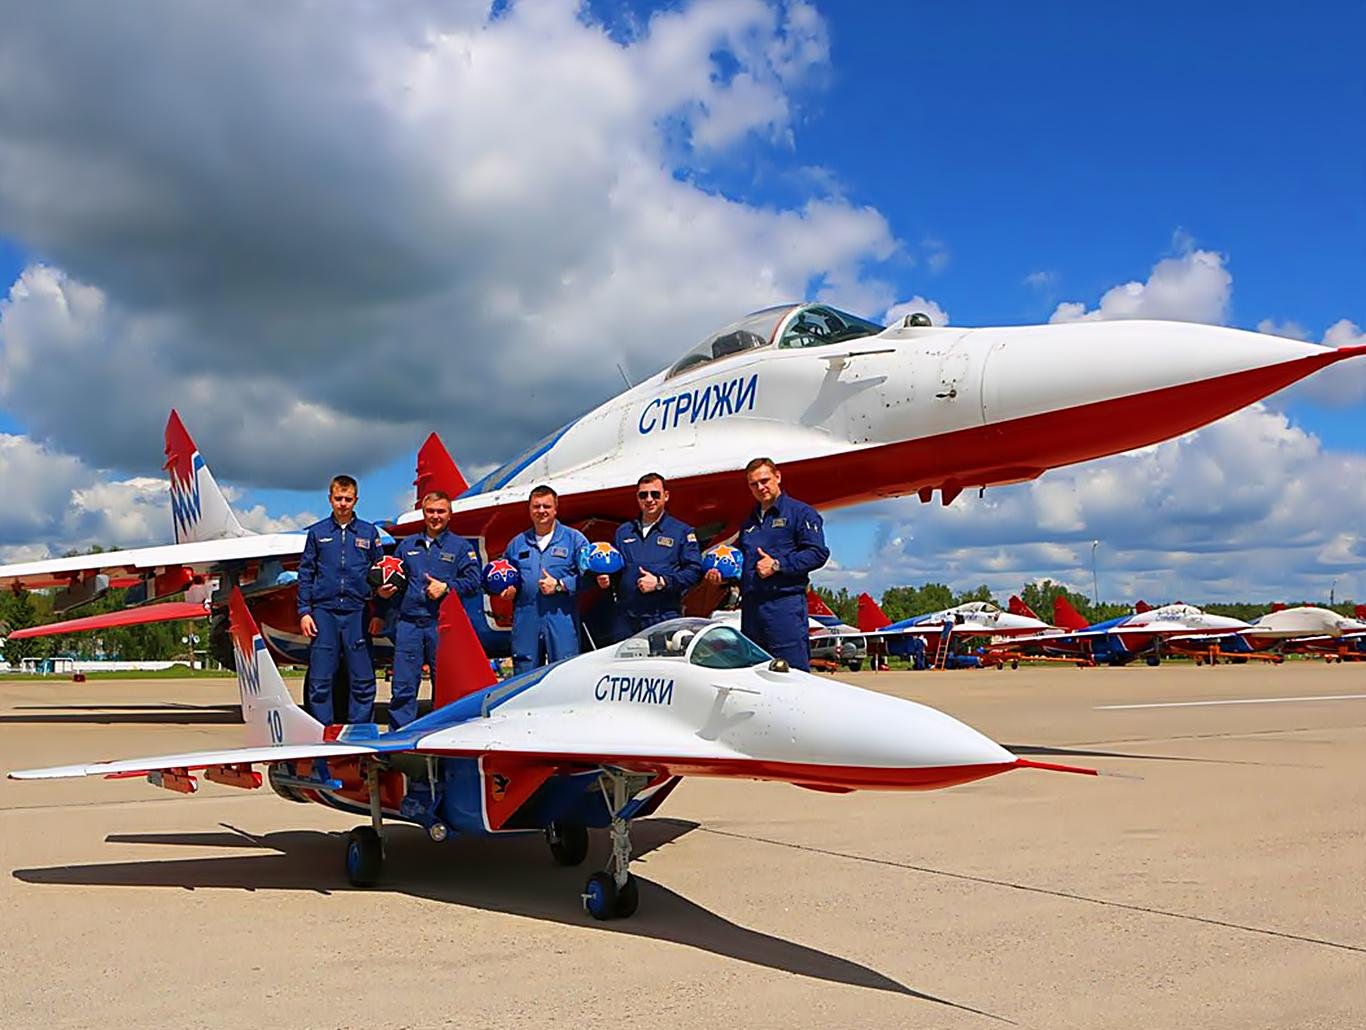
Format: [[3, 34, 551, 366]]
[[596, 473, 703, 639]]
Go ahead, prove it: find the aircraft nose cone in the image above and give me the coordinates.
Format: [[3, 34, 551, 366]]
[[977, 321, 1366, 469]]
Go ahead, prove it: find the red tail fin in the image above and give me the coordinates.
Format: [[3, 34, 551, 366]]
[[1008, 595, 1040, 620], [434, 589, 498, 708], [1355, 604, 1366, 621], [857, 592, 891, 632], [1053, 595, 1089, 631], [415, 433, 469, 507], [1134, 600, 1153, 614], [807, 590, 836, 618], [1270, 602, 1287, 612]]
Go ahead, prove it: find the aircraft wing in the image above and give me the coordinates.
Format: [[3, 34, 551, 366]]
[[10, 742, 385, 781], [0, 533, 306, 590], [6, 601, 210, 640]]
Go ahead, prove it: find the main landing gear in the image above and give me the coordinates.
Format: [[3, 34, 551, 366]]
[[581, 769, 649, 920], [345, 760, 385, 888]]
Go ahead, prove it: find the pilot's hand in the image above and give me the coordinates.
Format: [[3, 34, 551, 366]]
[[538, 568, 559, 595], [704, 568, 722, 586], [637, 566, 659, 593], [300, 613, 318, 638], [368, 617, 384, 637], [499, 585, 517, 601], [756, 548, 778, 579], [424, 573, 448, 600], [596, 574, 611, 590], [376, 583, 398, 599]]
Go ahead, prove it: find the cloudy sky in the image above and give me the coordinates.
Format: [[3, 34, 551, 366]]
[[0, 1, 1362, 604]]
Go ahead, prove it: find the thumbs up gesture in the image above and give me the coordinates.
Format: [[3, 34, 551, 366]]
[[637, 566, 660, 593], [756, 548, 778, 579], [539, 567, 559, 595], [424, 572, 448, 600]]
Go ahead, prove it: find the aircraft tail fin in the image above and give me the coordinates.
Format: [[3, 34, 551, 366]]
[[807, 590, 837, 619], [857, 592, 891, 632], [415, 433, 469, 506], [1053, 595, 1090, 631], [1269, 602, 1286, 612], [164, 410, 248, 544], [229, 589, 323, 745], [1356, 604, 1366, 621], [1134, 600, 1153, 614], [434, 590, 498, 709], [1008, 595, 1041, 620]]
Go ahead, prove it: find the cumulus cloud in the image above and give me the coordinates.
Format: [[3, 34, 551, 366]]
[[0, 432, 313, 558], [0, 0, 895, 487], [841, 405, 1366, 603], [1050, 248, 1231, 325]]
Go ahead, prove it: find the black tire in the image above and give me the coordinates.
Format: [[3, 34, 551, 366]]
[[1146, 656, 1161, 667], [1010, 661, 1019, 670], [583, 871, 617, 920], [614, 873, 639, 918], [547, 821, 589, 867], [847, 660, 862, 672], [345, 826, 383, 887]]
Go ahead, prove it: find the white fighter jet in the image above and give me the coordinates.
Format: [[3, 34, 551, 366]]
[[1, 304, 1362, 678], [9, 589, 1093, 919]]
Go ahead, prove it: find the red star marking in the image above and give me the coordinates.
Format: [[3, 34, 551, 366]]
[[488, 559, 515, 576], [374, 554, 406, 585]]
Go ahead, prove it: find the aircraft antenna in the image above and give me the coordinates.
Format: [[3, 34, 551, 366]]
[[616, 363, 633, 389]]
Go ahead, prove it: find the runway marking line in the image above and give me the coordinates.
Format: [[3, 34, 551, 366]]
[[1097, 694, 1366, 711]]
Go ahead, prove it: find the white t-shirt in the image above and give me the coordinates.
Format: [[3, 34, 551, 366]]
[[535, 530, 554, 551], [639, 516, 662, 538]]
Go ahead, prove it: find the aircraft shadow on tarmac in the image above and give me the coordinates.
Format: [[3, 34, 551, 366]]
[[0, 703, 244, 727], [11, 817, 1008, 1020]]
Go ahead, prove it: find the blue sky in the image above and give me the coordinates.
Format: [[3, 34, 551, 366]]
[[0, 1, 1362, 602]]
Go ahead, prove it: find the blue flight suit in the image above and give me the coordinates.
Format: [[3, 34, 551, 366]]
[[611, 512, 703, 638], [504, 522, 589, 674], [737, 492, 829, 671], [385, 530, 482, 729], [297, 514, 383, 724]]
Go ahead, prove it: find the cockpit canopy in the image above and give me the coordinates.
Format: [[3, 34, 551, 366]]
[[614, 617, 773, 669], [667, 303, 884, 379]]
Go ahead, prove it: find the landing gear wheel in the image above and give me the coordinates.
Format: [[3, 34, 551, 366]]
[[614, 873, 639, 918], [1010, 660, 1019, 670], [547, 821, 589, 866], [583, 871, 617, 920], [345, 826, 383, 887]]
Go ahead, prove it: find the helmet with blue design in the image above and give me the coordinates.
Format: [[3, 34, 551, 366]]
[[578, 541, 625, 575], [482, 559, 522, 594], [702, 543, 744, 581]]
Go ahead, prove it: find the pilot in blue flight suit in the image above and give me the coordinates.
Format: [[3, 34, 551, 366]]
[[374, 490, 481, 729], [297, 475, 383, 724], [596, 473, 703, 640], [707, 457, 829, 671], [498, 485, 590, 674]]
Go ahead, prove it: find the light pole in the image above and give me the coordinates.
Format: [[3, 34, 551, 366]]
[[1090, 540, 1100, 607], [1330, 579, 1337, 607]]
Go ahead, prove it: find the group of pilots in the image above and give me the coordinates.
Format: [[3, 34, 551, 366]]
[[295, 458, 829, 729]]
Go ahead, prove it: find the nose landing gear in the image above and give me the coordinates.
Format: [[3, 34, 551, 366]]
[[582, 769, 649, 920]]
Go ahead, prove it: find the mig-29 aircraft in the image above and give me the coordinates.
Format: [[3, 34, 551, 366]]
[[2, 304, 1363, 679], [9, 588, 1093, 919]]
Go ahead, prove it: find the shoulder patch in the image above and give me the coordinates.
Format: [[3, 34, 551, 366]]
[[686, 532, 696, 542]]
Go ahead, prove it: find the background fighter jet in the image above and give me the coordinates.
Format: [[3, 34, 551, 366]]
[[9, 587, 1093, 920], [2, 303, 1363, 680]]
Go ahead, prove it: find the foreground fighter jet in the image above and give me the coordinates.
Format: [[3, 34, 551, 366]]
[[9, 589, 1092, 919], [3, 304, 1363, 674]]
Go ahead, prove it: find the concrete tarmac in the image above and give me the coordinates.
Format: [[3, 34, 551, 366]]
[[2, 662, 1363, 1029]]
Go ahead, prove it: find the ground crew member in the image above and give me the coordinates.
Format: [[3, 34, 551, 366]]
[[596, 473, 702, 639], [706, 457, 829, 671], [373, 491, 481, 729], [498, 485, 589, 674], [297, 475, 383, 724]]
